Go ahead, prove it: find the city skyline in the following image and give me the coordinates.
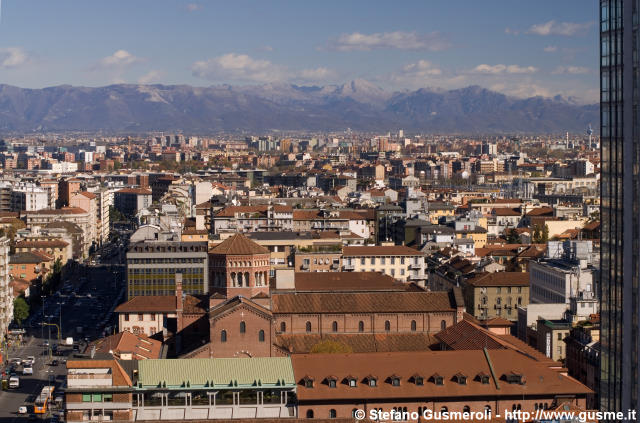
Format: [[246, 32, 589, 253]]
[[0, 0, 598, 103]]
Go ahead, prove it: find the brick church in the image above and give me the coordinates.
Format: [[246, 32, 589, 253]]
[[115, 233, 464, 358]]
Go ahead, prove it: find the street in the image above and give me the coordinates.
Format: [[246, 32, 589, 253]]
[[0, 239, 127, 422]]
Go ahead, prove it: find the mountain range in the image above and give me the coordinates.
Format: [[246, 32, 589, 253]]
[[0, 81, 598, 134]]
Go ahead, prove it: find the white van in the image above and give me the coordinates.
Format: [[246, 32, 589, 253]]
[[9, 376, 19, 388]]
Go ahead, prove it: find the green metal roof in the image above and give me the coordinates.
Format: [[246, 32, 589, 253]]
[[137, 358, 295, 390]]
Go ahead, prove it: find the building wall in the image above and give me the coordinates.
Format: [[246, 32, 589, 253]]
[[274, 311, 454, 336], [294, 252, 341, 272], [342, 254, 425, 283], [299, 397, 587, 421], [209, 306, 273, 358], [466, 285, 529, 322]]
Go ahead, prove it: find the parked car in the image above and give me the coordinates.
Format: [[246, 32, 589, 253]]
[[18, 406, 27, 414], [50, 360, 58, 366], [22, 367, 33, 375]]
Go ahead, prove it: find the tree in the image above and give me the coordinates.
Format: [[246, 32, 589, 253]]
[[13, 297, 29, 326], [532, 225, 542, 243], [542, 224, 549, 243], [506, 228, 520, 244], [309, 340, 353, 354]]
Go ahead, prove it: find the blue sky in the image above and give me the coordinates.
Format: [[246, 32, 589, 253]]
[[0, 0, 598, 102]]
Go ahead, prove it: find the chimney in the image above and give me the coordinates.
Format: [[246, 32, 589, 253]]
[[175, 273, 183, 312]]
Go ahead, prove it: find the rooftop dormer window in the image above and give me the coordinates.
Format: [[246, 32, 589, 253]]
[[411, 374, 424, 386], [346, 376, 357, 387], [477, 372, 490, 385], [327, 376, 337, 388], [454, 373, 467, 385], [389, 375, 401, 387], [504, 372, 524, 385], [302, 376, 314, 388], [431, 373, 444, 386], [365, 375, 377, 387]]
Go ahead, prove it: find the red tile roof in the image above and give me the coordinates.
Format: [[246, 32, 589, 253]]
[[272, 291, 454, 314], [291, 350, 591, 401], [465, 272, 529, 287], [342, 245, 423, 257], [209, 233, 269, 255]]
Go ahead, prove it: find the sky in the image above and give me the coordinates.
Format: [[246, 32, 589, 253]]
[[0, 0, 598, 103]]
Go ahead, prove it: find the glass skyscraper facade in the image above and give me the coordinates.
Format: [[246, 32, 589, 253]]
[[600, 0, 640, 411]]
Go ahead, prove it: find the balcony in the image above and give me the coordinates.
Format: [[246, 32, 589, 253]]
[[408, 273, 425, 280], [409, 263, 423, 270], [343, 263, 355, 271], [300, 263, 309, 270]]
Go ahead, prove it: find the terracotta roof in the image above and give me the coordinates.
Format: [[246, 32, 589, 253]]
[[215, 205, 292, 218], [342, 245, 423, 257], [78, 191, 97, 199], [436, 318, 554, 365], [9, 279, 30, 297], [492, 207, 521, 216], [88, 331, 162, 360], [272, 291, 455, 314], [66, 359, 133, 387], [116, 188, 152, 195], [15, 239, 69, 248], [291, 272, 416, 292], [526, 207, 554, 216], [291, 350, 591, 401], [209, 233, 269, 255], [9, 251, 54, 264], [465, 272, 529, 287], [114, 296, 177, 313], [277, 333, 438, 354], [26, 207, 87, 215], [582, 221, 600, 231]]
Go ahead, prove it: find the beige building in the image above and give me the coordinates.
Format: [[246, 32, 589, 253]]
[[294, 250, 342, 272], [23, 207, 95, 259], [462, 272, 530, 322], [536, 318, 572, 362], [342, 245, 425, 284]]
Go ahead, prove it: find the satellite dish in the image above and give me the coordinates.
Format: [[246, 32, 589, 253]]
[[461, 171, 470, 180]]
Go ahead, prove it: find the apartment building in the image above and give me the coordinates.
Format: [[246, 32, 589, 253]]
[[114, 188, 152, 216], [23, 207, 95, 258], [462, 272, 530, 322], [0, 238, 11, 339], [126, 241, 209, 298], [342, 245, 425, 284], [10, 186, 49, 211]]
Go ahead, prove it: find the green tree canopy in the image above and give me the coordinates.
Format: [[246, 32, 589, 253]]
[[13, 297, 29, 326]]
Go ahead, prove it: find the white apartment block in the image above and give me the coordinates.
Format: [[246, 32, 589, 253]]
[[11, 186, 49, 212], [0, 238, 12, 339]]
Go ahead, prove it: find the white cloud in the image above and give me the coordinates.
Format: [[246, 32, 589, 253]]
[[505, 27, 520, 35], [186, 3, 201, 12], [471, 64, 537, 75], [327, 31, 450, 51], [94, 50, 143, 69], [552, 66, 591, 75], [388, 60, 462, 90], [0, 47, 30, 68], [527, 20, 593, 36], [138, 70, 164, 84], [543, 45, 558, 52], [298, 67, 336, 81], [192, 53, 335, 84], [401, 60, 442, 76], [192, 53, 286, 83]]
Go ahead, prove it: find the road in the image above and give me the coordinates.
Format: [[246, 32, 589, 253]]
[[0, 335, 66, 422], [0, 239, 127, 422]]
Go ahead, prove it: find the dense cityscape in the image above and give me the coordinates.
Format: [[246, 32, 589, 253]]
[[0, 0, 635, 423]]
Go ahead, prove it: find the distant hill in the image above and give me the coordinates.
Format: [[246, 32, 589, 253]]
[[0, 82, 598, 134]]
